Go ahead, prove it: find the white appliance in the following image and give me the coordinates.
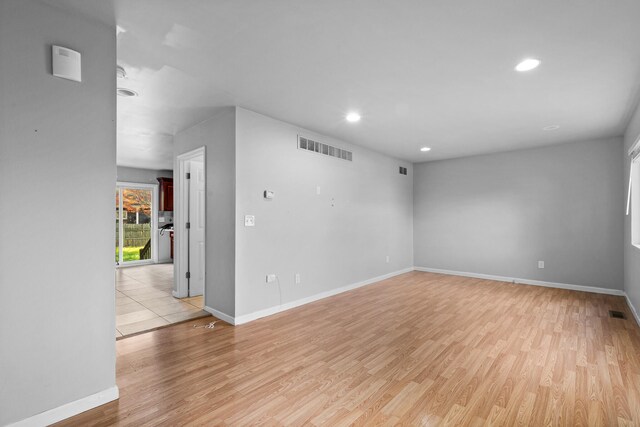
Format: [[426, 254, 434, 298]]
[[158, 229, 172, 263]]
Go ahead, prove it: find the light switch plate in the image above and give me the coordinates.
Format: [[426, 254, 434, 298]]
[[244, 215, 255, 227]]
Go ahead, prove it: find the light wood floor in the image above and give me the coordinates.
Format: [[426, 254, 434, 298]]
[[57, 271, 640, 426]]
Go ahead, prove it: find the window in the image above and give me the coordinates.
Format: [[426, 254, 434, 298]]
[[628, 136, 640, 248]]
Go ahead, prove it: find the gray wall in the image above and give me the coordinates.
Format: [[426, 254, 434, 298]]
[[624, 102, 640, 310], [174, 108, 236, 316], [235, 108, 414, 317], [0, 0, 116, 424], [117, 166, 173, 184], [414, 138, 624, 290]]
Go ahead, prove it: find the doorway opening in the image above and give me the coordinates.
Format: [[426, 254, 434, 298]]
[[114, 177, 207, 338], [115, 182, 157, 265]]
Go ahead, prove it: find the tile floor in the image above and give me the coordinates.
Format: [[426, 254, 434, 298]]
[[115, 263, 207, 338]]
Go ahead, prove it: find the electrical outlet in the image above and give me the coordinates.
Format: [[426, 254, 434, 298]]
[[316, 185, 321, 195], [295, 273, 301, 284], [245, 215, 255, 227], [538, 261, 544, 269], [386, 255, 390, 263], [266, 274, 276, 283]]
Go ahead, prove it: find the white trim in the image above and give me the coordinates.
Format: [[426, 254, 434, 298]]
[[116, 181, 159, 265], [627, 159, 635, 215], [115, 260, 154, 268], [204, 267, 631, 327], [116, 181, 158, 188], [175, 147, 206, 299], [8, 386, 119, 427], [414, 266, 625, 296], [630, 157, 640, 246], [628, 133, 640, 157], [118, 184, 123, 264], [203, 306, 236, 325], [625, 294, 640, 327], [227, 268, 414, 325]]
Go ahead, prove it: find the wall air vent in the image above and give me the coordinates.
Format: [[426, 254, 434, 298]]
[[298, 136, 352, 161], [399, 166, 408, 175]]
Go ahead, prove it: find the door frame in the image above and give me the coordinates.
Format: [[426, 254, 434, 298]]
[[174, 146, 206, 299], [116, 181, 159, 267]]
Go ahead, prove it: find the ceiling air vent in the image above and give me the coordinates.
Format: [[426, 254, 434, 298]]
[[399, 166, 408, 175], [298, 136, 352, 161]]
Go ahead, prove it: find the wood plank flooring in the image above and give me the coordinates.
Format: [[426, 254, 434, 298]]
[[56, 271, 640, 426]]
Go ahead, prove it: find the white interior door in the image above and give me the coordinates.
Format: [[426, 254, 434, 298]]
[[188, 157, 205, 297]]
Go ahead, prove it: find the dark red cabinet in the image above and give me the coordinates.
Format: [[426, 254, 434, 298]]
[[157, 177, 174, 211]]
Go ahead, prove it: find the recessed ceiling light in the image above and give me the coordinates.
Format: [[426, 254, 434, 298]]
[[116, 65, 126, 79], [346, 112, 361, 122], [515, 58, 541, 72], [420, 147, 431, 152], [543, 125, 560, 131], [117, 88, 138, 97]]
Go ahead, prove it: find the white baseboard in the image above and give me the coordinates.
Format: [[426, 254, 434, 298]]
[[233, 267, 413, 325], [209, 268, 413, 326], [414, 266, 625, 296], [625, 294, 640, 327], [9, 386, 119, 427], [207, 267, 633, 327], [204, 306, 236, 325], [172, 290, 187, 299]]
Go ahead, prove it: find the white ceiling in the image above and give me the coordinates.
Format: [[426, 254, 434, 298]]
[[49, 0, 640, 170]]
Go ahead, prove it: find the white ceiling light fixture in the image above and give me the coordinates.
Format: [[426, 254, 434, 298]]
[[117, 88, 138, 97], [346, 112, 361, 122], [543, 125, 560, 131], [420, 147, 431, 152], [515, 58, 541, 72]]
